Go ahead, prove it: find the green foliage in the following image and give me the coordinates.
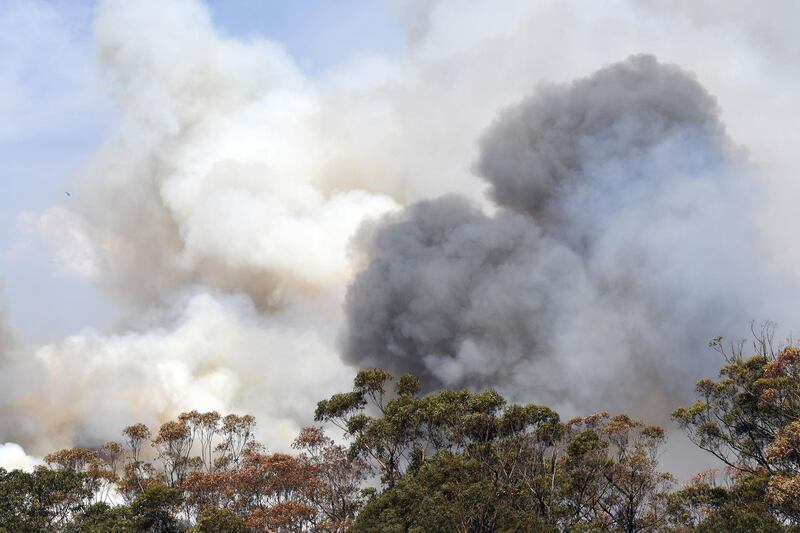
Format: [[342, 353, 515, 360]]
[[315, 391, 366, 422], [352, 450, 549, 533], [694, 505, 786, 533], [191, 507, 245, 533], [66, 502, 135, 532], [319, 371, 674, 532], [675, 475, 788, 533], [0, 467, 90, 533], [129, 483, 185, 532], [673, 335, 800, 527], [396, 374, 421, 397]]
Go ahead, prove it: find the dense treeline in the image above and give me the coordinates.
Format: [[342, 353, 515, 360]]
[[2, 333, 800, 532]]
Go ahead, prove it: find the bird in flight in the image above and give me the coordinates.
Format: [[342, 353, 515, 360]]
[[65, 192, 71, 197]]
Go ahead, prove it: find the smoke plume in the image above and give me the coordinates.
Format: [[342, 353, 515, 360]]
[[0, 0, 398, 455], [344, 55, 781, 417], [2, 0, 800, 467]]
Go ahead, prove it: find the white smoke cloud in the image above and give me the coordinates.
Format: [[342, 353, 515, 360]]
[[0, 443, 41, 472], [0, 290, 352, 454], [3, 0, 399, 452], [2, 0, 799, 462], [62, 0, 398, 307]]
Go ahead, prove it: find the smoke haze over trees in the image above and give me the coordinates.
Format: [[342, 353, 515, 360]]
[[3, 341, 800, 531]]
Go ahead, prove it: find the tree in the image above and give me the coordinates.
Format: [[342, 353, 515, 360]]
[[66, 502, 136, 533], [45, 446, 119, 506], [121, 423, 155, 500], [129, 482, 185, 532], [0, 467, 90, 532], [292, 427, 369, 531], [179, 411, 222, 473], [673, 330, 800, 526], [181, 470, 235, 520], [191, 507, 245, 533], [667, 468, 786, 533], [215, 415, 257, 469], [153, 421, 199, 488], [315, 369, 412, 488], [319, 370, 672, 532], [590, 414, 673, 532]]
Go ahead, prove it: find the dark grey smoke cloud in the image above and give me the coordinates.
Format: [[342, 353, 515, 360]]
[[477, 54, 734, 248], [344, 195, 586, 390], [343, 55, 773, 418]]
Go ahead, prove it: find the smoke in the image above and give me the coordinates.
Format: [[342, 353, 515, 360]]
[[0, 291, 352, 452], [0, 291, 13, 361], [0, 292, 41, 471], [2, 0, 800, 460], [477, 56, 733, 237], [343, 55, 784, 418], [0, 443, 40, 472], [71, 0, 398, 307], [1, 0, 398, 454]]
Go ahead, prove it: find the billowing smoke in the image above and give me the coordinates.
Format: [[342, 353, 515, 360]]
[[344, 56, 781, 417], [0, 292, 354, 453], [0, 0, 398, 455], [3, 0, 800, 465], [0, 293, 40, 470], [0, 443, 40, 472], [477, 55, 733, 241], [73, 0, 398, 307]]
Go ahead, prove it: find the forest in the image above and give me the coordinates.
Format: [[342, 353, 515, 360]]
[[1, 333, 799, 532]]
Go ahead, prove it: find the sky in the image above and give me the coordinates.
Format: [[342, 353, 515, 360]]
[[1, 0, 800, 479], [1, 0, 110, 341]]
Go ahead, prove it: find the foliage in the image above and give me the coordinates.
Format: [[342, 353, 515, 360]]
[[317, 370, 673, 532], [0, 467, 90, 532], [673, 328, 800, 527], [191, 507, 246, 533], [129, 483, 185, 532]]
